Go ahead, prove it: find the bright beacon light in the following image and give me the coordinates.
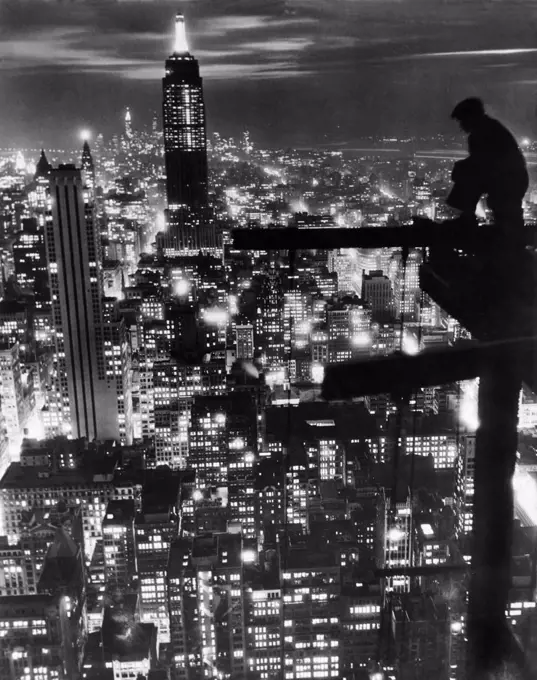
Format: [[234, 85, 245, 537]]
[[174, 279, 189, 297], [388, 528, 405, 542], [459, 379, 480, 431], [203, 308, 229, 326], [174, 14, 189, 54], [311, 363, 325, 384], [513, 465, 537, 525], [402, 332, 420, 356], [79, 129, 92, 142], [241, 549, 256, 564]]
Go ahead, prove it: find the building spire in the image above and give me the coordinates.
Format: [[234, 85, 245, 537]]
[[174, 13, 189, 54], [125, 107, 133, 139], [81, 140, 93, 169], [35, 149, 51, 179]]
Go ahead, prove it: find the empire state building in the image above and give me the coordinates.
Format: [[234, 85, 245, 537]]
[[161, 14, 215, 253]]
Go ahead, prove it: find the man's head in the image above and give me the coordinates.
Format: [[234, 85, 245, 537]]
[[451, 97, 486, 133]]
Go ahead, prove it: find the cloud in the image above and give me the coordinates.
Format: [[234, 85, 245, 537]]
[[4, 0, 537, 149], [3, 0, 535, 87], [239, 38, 314, 53], [0, 8, 319, 83], [400, 48, 537, 59], [0, 27, 149, 72]]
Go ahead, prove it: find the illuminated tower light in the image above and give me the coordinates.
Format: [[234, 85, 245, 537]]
[[125, 108, 133, 139], [174, 14, 189, 54]]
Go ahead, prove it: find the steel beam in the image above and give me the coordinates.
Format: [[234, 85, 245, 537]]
[[231, 222, 536, 251], [321, 338, 535, 400]]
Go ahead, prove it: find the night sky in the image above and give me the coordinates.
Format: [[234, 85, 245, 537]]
[[2, 0, 537, 149]]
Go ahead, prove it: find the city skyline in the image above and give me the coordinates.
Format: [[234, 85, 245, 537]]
[[2, 0, 537, 149], [0, 3, 536, 679]]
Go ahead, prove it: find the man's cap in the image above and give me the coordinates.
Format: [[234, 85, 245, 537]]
[[451, 98, 485, 121]]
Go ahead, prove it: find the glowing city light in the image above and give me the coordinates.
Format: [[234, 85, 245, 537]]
[[174, 14, 189, 54], [388, 528, 405, 542], [265, 370, 285, 387], [512, 465, 537, 525], [192, 489, 203, 502], [421, 523, 434, 537], [228, 295, 238, 315], [25, 411, 45, 442], [521, 137, 531, 147], [476, 199, 487, 220], [402, 332, 420, 356], [241, 549, 256, 564], [79, 129, 92, 142], [226, 187, 240, 200], [352, 332, 372, 348], [451, 621, 463, 634], [459, 379, 480, 431], [203, 308, 229, 326], [241, 361, 260, 378], [174, 279, 189, 297], [311, 363, 325, 384], [297, 320, 312, 335], [15, 152, 26, 172], [156, 212, 166, 232]]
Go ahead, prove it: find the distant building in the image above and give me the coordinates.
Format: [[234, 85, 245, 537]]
[[0, 460, 116, 555], [83, 601, 158, 680], [362, 270, 395, 323], [44, 165, 122, 440], [392, 593, 450, 680], [161, 14, 216, 254], [0, 342, 34, 466], [235, 324, 254, 360], [102, 500, 137, 591], [12, 217, 47, 294], [455, 435, 476, 541], [0, 527, 89, 680], [378, 494, 414, 593], [135, 502, 179, 645], [168, 533, 253, 679]]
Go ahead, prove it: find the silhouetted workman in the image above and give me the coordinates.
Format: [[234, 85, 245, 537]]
[[448, 97, 528, 244]]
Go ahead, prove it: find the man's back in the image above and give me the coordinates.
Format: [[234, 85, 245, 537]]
[[468, 114, 528, 225], [468, 115, 526, 173]]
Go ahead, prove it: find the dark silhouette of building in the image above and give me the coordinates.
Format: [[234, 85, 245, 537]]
[[161, 14, 216, 254]]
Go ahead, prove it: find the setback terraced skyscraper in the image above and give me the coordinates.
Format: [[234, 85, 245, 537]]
[[161, 14, 214, 253]]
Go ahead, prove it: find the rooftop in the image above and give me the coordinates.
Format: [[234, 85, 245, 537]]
[[0, 463, 111, 490]]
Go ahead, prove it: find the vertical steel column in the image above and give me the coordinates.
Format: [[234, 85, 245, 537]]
[[467, 357, 522, 678]]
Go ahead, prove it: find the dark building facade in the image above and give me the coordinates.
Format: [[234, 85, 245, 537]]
[[161, 15, 215, 254]]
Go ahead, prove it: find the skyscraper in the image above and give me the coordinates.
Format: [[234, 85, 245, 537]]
[[161, 14, 215, 254], [44, 165, 122, 440], [81, 140, 95, 197]]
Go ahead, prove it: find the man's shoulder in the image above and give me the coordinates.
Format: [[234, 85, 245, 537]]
[[470, 116, 518, 152], [482, 115, 515, 140]]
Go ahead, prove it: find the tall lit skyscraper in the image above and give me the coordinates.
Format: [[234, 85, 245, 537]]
[[161, 13, 215, 253], [81, 140, 95, 197], [44, 165, 122, 440]]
